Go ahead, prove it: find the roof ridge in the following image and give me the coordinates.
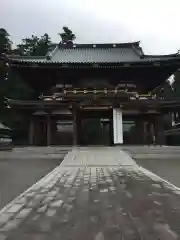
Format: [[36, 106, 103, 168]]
[[9, 55, 46, 60], [144, 53, 178, 58], [46, 45, 59, 59], [132, 44, 142, 57], [131, 42, 144, 57], [57, 42, 140, 49]]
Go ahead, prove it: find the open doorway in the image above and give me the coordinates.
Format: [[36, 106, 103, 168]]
[[79, 109, 113, 146]]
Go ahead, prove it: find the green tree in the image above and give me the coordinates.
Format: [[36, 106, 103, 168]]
[[59, 26, 76, 44], [0, 28, 12, 117], [16, 33, 51, 56], [0, 28, 12, 54], [0, 28, 12, 82], [35, 33, 51, 55]]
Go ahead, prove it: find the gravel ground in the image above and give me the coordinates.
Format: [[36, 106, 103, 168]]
[[122, 146, 180, 188], [1, 147, 180, 240], [135, 158, 180, 188], [0, 153, 65, 210]]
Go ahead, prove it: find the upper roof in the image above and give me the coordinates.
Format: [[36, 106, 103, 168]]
[[8, 42, 180, 65]]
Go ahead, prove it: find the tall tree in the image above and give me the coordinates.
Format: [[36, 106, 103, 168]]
[[0, 28, 12, 54], [59, 26, 76, 44], [0, 29, 12, 124], [35, 33, 51, 55], [0, 28, 12, 82], [16, 33, 51, 56]]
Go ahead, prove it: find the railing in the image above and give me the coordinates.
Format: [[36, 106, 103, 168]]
[[42, 89, 157, 101]]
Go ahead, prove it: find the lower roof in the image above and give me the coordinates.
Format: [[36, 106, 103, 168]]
[[5, 97, 180, 111]]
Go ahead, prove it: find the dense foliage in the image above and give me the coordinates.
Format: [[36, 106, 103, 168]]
[[59, 27, 76, 44]]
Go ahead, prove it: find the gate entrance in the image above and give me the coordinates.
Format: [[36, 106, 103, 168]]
[[78, 109, 113, 146]]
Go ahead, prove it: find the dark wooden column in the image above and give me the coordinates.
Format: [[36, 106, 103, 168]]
[[174, 111, 177, 123], [150, 118, 156, 145], [47, 115, 51, 146], [154, 118, 158, 145], [77, 113, 81, 145], [72, 105, 78, 146], [51, 118, 57, 145], [155, 115, 165, 145], [29, 117, 35, 145], [109, 117, 113, 146], [159, 116, 165, 145], [143, 120, 148, 144]]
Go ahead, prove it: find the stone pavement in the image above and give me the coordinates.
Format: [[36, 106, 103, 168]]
[[0, 146, 71, 160], [0, 147, 180, 239]]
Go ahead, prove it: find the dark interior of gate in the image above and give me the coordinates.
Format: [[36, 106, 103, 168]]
[[5, 42, 180, 146]]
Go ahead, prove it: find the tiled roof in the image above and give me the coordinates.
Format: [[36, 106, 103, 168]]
[[49, 44, 141, 63], [9, 42, 180, 65], [0, 122, 10, 130]]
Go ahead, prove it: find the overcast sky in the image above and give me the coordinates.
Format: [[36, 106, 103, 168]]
[[1, 0, 180, 54]]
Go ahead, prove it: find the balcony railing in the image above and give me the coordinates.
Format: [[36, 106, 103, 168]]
[[42, 89, 156, 101]]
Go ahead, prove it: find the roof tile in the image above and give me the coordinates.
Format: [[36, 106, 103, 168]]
[[9, 43, 180, 64]]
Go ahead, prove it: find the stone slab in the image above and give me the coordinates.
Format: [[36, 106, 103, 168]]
[[0, 147, 179, 239]]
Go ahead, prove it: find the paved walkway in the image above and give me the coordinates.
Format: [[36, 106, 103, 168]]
[[0, 147, 180, 239]]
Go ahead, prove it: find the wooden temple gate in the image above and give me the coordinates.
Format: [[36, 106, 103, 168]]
[[26, 101, 166, 146], [4, 41, 180, 146]]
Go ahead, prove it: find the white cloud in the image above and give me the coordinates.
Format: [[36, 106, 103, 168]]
[[1, 0, 180, 54]]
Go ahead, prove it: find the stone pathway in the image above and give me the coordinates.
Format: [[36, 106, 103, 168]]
[[0, 147, 180, 239]]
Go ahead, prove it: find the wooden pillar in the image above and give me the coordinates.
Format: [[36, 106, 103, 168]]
[[154, 118, 158, 145], [109, 117, 113, 146], [143, 120, 147, 144], [155, 115, 165, 145], [72, 106, 78, 146], [47, 115, 51, 146], [77, 114, 81, 145], [159, 116, 165, 145], [146, 121, 151, 145], [150, 119, 155, 145], [177, 111, 180, 122], [51, 119, 57, 145], [29, 117, 34, 145], [174, 111, 177, 123], [144, 117, 153, 145]]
